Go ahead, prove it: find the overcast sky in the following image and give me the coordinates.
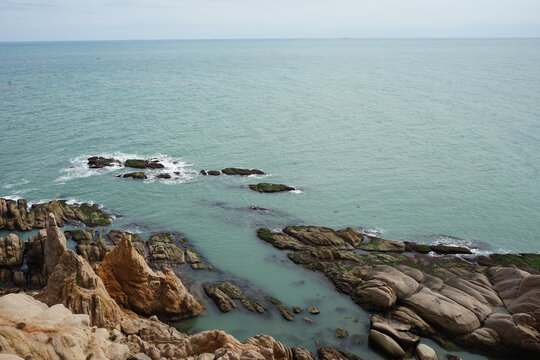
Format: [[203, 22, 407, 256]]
[[1, 0, 539, 41]]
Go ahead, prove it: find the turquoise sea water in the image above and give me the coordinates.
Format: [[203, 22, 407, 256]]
[[1, 39, 540, 359]]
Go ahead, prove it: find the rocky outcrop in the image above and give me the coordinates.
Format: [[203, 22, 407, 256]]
[[87, 156, 121, 168], [0, 234, 24, 267], [0, 198, 111, 230], [249, 183, 295, 193], [147, 232, 185, 266], [221, 167, 265, 175], [70, 232, 114, 269], [97, 234, 203, 320], [203, 281, 263, 314], [107, 230, 147, 258], [0, 293, 129, 360], [257, 225, 540, 357], [123, 172, 147, 179], [42, 214, 67, 279], [124, 159, 164, 169]]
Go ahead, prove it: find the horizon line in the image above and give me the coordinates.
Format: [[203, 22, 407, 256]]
[[1, 36, 539, 43]]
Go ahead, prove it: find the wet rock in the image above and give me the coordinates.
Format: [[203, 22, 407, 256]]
[[253, 301, 266, 313], [291, 348, 315, 360], [199, 170, 207, 175], [370, 315, 420, 349], [204, 281, 254, 313], [156, 173, 171, 179], [122, 172, 147, 180], [147, 232, 185, 265], [404, 241, 431, 253], [185, 247, 202, 263], [207, 170, 221, 176], [335, 328, 348, 338], [416, 343, 438, 360], [97, 234, 203, 320], [336, 227, 365, 247], [446, 355, 462, 360], [269, 297, 279, 305], [0, 234, 24, 267], [293, 306, 304, 314], [257, 227, 307, 251], [303, 317, 314, 324], [221, 168, 264, 176], [278, 305, 295, 321], [191, 263, 206, 270], [430, 244, 472, 255], [124, 159, 164, 169], [249, 183, 294, 193], [0, 198, 111, 231], [87, 156, 120, 168], [308, 306, 320, 314], [283, 226, 354, 249], [368, 329, 405, 358], [317, 347, 349, 360], [357, 236, 405, 252]]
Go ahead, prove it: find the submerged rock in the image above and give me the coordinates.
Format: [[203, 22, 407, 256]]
[[249, 183, 295, 193], [430, 244, 472, 255], [0, 198, 111, 231], [222, 167, 265, 176], [277, 305, 295, 321], [156, 173, 172, 179], [336, 328, 348, 338], [204, 281, 257, 313]]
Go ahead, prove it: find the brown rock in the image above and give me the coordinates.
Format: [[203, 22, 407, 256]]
[[416, 343, 438, 360], [368, 329, 405, 358], [0, 234, 25, 266], [97, 234, 203, 320], [283, 226, 354, 249], [336, 227, 364, 247], [42, 214, 67, 280]]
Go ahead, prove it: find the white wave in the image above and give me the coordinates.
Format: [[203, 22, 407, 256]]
[[56, 152, 198, 184], [360, 228, 385, 237], [290, 189, 303, 194], [1, 195, 22, 201]]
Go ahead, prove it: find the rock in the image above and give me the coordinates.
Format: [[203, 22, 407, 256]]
[[257, 228, 308, 251], [156, 173, 171, 179], [335, 328, 348, 338], [87, 156, 120, 168], [97, 234, 203, 320], [42, 214, 68, 279], [368, 329, 405, 358], [199, 170, 207, 175], [249, 183, 294, 193], [0, 268, 11, 283], [291, 348, 315, 360], [107, 230, 147, 258], [293, 306, 304, 314], [317, 347, 348, 360], [0, 234, 24, 266], [76, 234, 114, 266], [336, 227, 365, 247], [357, 236, 406, 252], [404, 241, 431, 253], [416, 343, 438, 360], [370, 315, 420, 349], [191, 263, 205, 270], [130, 354, 152, 360], [403, 287, 481, 335], [488, 266, 540, 314], [147, 232, 185, 265], [0, 198, 111, 230], [430, 244, 472, 255], [204, 282, 256, 313], [221, 168, 265, 176], [185, 247, 202, 263], [207, 170, 221, 176], [277, 305, 295, 321], [0, 293, 129, 360], [446, 355, 461, 360], [122, 172, 147, 179], [12, 271, 26, 286], [308, 306, 320, 314], [283, 226, 354, 249], [253, 301, 266, 313], [124, 159, 164, 169], [303, 317, 314, 324]]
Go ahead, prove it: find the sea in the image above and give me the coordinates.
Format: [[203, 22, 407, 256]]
[[1, 39, 539, 359]]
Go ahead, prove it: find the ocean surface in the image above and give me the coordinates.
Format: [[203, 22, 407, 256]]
[[1, 39, 539, 359]]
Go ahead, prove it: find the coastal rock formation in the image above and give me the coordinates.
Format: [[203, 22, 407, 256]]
[[124, 159, 164, 169], [66, 230, 114, 269], [203, 281, 259, 313], [221, 167, 265, 175], [257, 225, 540, 357], [42, 214, 68, 279], [249, 182, 295, 193], [0, 293, 129, 360], [0, 198, 111, 231], [147, 232, 185, 266], [107, 230, 147, 258], [97, 234, 204, 320], [87, 156, 121, 168], [0, 234, 24, 267], [123, 172, 147, 179]]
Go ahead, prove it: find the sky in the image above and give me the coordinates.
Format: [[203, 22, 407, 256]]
[[1, 0, 539, 41]]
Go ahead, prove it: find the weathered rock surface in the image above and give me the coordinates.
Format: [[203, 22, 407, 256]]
[[257, 225, 540, 357], [42, 214, 68, 279], [222, 167, 265, 175], [416, 343, 438, 360], [0, 234, 24, 267], [0, 293, 129, 360], [97, 234, 203, 320], [204, 281, 257, 313], [368, 329, 405, 358], [66, 229, 114, 268], [249, 183, 295, 193], [0, 198, 111, 230], [147, 232, 185, 266], [107, 230, 147, 258]]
